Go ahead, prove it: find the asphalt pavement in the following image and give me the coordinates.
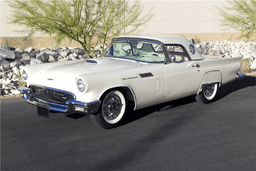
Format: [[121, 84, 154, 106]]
[[1, 76, 256, 171]]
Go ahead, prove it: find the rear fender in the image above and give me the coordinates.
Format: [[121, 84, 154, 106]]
[[198, 71, 222, 94]]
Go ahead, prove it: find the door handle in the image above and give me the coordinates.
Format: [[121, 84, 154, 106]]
[[192, 63, 200, 68]]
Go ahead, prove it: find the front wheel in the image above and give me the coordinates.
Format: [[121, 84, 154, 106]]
[[90, 90, 127, 129], [197, 83, 219, 104]]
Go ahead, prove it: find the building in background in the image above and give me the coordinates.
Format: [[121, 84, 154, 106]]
[[1, 0, 232, 37]]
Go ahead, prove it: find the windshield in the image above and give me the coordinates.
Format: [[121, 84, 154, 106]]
[[104, 39, 166, 63]]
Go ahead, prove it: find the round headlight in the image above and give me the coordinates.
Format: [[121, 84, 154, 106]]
[[21, 70, 28, 81], [77, 79, 86, 92]]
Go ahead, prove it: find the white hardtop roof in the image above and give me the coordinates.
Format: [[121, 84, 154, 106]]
[[115, 35, 204, 60], [116, 35, 192, 45]]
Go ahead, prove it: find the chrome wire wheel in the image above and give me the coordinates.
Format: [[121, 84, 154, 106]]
[[102, 90, 126, 124], [197, 82, 219, 104], [203, 83, 218, 100]]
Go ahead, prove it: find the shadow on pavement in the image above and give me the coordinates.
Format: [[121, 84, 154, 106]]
[[122, 95, 197, 126], [122, 75, 256, 127], [216, 75, 256, 100]]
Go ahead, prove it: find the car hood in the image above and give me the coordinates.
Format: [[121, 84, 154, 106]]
[[39, 57, 143, 75]]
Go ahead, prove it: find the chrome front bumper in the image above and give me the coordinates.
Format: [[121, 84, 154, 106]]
[[19, 86, 101, 115]]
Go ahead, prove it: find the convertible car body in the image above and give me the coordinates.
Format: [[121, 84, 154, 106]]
[[20, 35, 244, 129]]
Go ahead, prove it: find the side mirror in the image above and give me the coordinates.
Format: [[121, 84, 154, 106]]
[[170, 55, 176, 63]]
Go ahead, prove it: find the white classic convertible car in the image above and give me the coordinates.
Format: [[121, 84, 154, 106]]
[[20, 35, 244, 129]]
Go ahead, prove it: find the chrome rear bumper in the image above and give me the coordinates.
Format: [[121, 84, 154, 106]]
[[236, 73, 245, 80], [19, 86, 101, 115]]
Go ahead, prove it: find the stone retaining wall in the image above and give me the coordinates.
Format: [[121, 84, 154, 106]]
[[0, 39, 256, 96]]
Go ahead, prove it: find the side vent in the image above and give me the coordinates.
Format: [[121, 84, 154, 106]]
[[139, 72, 153, 78]]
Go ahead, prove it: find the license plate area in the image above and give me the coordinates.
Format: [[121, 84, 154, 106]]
[[37, 106, 49, 118]]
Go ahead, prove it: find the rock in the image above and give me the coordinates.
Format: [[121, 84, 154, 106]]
[[68, 47, 75, 52], [1, 78, 11, 85], [21, 53, 31, 61], [94, 50, 101, 57], [243, 54, 252, 59], [49, 46, 59, 51], [10, 89, 20, 95], [10, 60, 22, 68], [220, 48, 226, 54], [0, 54, 3, 62], [188, 38, 195, 44], [15, 48, 23, 53], [78, 55, 87, 60], [0, 45, 10, 51], [1, 60, 10, 71], [0, 72, 4, 79], [68, 54, 78, 60], [222, 53, 231, 58], [11, 74, 19, 80], [40, 47, 47, 52], [57, 56, 63, 60], [208, 52, 214, 56], [195, 44, 201, 49], [250, 60, 256, 71], [12, 67, 20, 75], [7, 71, 13, 79], [19, 59, 29, 66], [2, 89, 10, 95], [40, 49, 58, 58], [14, 49, 22, 60], [30, 58, 43, 65], [36, 53, 49, 62], [24, 47, 33, 54], [94, 46, 102, 51], [29, 50, 40, 58], [231, 52, 242, 58], [59, 49, 70, 58], [58, 58, 69, 62], [48, 55, 57, 62], [74, 48, 85, 56], [0, 49, 15, 59]]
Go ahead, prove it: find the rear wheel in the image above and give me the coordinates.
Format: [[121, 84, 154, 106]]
[[197, 83, 219, 104], [90, 90, 127, 129]]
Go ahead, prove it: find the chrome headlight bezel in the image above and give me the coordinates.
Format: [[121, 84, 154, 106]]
[[21, 69, 28, 81], [77, 79, 86, 92]]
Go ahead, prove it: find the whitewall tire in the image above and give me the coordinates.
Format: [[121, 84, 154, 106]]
[[197, 83, 219, 104], [90, 90, 127, 129]]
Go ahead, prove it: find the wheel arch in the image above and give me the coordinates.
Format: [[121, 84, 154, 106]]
[[197, 71, 222, 94], [99, 86, 136, 110]]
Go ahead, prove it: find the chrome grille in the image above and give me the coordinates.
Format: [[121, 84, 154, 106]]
[[31, 86, 75, 104]]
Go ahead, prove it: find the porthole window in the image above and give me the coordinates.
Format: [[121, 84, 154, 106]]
[[189, 44, 195, 54]]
